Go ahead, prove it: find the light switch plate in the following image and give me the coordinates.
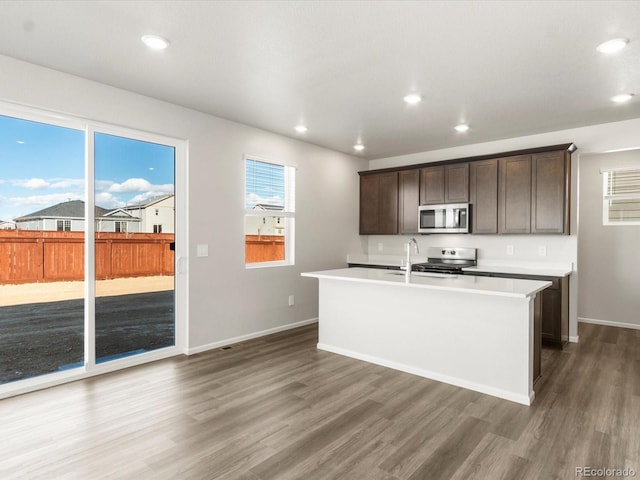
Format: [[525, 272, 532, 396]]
[[196, 244, 209, 257], [506, 245, 514, 256]]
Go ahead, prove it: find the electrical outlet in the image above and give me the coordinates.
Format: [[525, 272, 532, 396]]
[[506, 245, 514, 256], [288, 295, 295, 306], [196, 244, 209, 257], [538, 246, 547, 257], [378, 243, 384, 252]]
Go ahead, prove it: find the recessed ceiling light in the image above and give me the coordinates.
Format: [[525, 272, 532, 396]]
[[403, 93, 422, 105], [454, 124, 470, 133], [611, 93, 634, 104], [294, 125, 308, 133], [141, 34, 170, 50], [353, 144, 365, 151], [596, 38, 629, 54]]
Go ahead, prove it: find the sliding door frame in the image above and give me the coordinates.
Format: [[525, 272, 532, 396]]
[[0, 101, 189, 399]]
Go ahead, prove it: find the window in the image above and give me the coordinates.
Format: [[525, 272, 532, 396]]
[[244, 157, 295, 267], [114, 221, 127, 233], [602, 168, 640, 225], [153, 224, 162, 233], [56, 220, 71, 231]]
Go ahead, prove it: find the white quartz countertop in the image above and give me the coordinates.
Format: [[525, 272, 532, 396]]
[[346, 254, 423, 267], [462, 264, 572, 277], [302, 267, 551, 299]]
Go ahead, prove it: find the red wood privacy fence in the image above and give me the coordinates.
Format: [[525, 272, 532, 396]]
[[245, 235, 285, 263], [0, 231, 174, 285]]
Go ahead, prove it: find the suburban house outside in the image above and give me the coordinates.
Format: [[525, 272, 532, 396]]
[[0, 220, 16, 230], [123, 194, 174, 233], [97, 208, 142, 233], [14, 199, 142, 232], [245, 204, 285, 236]]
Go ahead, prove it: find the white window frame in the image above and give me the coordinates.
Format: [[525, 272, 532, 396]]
[[602, 167, 640, 226], [114, 220, 127, 233], [57, 219, 71, 231], [244, 155, 296, 269]]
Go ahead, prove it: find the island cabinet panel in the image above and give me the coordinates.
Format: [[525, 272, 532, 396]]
[[531, 151, 569, 234], [469, 159, 498, 234], [359, 171, 398, 234], [398, 169, 420, 234], [498, 155, 532, 233], [420, 163, 469, 205]]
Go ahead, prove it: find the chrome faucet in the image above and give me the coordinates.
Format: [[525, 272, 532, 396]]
[[404, 238, 420, 281]]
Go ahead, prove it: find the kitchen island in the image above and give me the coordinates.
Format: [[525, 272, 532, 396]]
[[302, 267, 550, 405]]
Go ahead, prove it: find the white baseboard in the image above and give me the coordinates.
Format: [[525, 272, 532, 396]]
[[579, 317, 640, 331], [569, 335, 579, 343], [186, 318, 318, 355], [317, 343, 533, 406]]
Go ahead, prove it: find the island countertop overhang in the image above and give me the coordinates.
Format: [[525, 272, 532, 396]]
[[302, 267, 551, 299]]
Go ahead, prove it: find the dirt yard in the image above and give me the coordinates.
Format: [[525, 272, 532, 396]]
[[0, 277, 175, 384], [0, 276, 174, 307]]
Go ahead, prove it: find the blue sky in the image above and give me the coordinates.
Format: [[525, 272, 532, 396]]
[[0, 115, 174, 221]]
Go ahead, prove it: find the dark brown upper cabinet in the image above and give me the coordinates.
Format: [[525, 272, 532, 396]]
[[498, 151, 570, 234], [398, 169, 420, 234], [420, 163, 469, 205], [359, 171, 398, 234], [359, 143, 574, 236], [469, 159, 498, 234], [498, 155, 532, 234], [531, 150, 570, 234]]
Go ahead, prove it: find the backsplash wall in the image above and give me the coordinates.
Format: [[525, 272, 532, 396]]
[[366, 234, 577, 268]]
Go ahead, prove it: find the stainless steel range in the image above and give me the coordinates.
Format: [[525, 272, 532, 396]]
[[412, 247, 477, 274]]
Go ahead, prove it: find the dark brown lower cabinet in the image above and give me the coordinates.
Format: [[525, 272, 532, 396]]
[[466, 272, 569, 349], [540, 276, 569, 348]]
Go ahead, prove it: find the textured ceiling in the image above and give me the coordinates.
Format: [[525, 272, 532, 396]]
[[0, 0, 639, 159]]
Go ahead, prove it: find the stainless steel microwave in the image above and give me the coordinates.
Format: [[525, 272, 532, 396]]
[[418, 203, 470, 234]]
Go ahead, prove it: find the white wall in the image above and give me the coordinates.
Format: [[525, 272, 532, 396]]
[[0, 54, 367, 350], [368, 117, 640, 341], [578, 150, 640, 329]]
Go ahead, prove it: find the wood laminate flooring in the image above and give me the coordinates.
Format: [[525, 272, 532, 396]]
[[0, 322, 638, 479]]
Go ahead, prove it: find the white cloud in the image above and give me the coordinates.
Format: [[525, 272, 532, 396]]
[[10, 192, 84, 208], [245, 192, 283, 207], [95, 192, 125, 210], [106, 178, 173, 194], [13, 178, 50, 189], [127, 191, 172, 205], [107, 178, 152, 193], [95, 180, 115, 191], [49, 178, 85, 189]]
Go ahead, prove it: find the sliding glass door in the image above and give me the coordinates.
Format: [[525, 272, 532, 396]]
[[0, 107, 183, 392], [0, 114, 85, 384], [93, 132, 175, 363]]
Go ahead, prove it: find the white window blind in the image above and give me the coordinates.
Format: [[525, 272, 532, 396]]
[[245, 159, 295, 213], [602, 168, 640, 225]]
